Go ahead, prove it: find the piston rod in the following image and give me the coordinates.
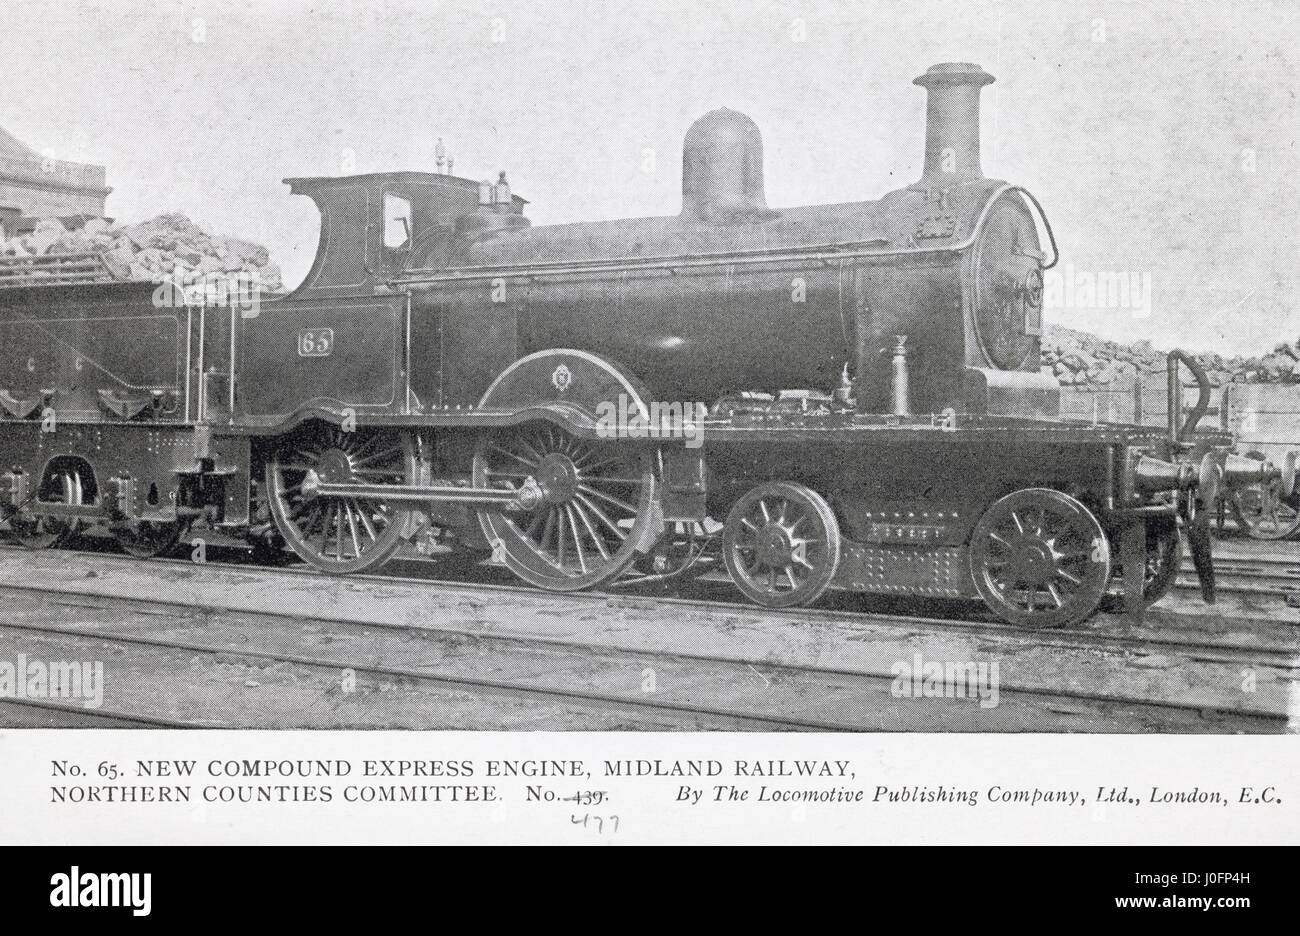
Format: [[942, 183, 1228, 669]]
[[301, 474, 543, 511]]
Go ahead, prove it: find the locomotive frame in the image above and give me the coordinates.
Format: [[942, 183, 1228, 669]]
[[0, 62, 1288, 627]]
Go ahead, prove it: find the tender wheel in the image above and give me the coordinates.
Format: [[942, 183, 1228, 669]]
[[266, 426, 420, 574], [113, 519, 187, 559], [970, 488, 1111, 628], [1230, 480, 1300, 541], [722, 482, 841, 609], [473, 424, 658, 591], [5, 467, 83, 550]]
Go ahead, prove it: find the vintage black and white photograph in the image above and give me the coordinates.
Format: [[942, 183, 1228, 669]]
[[0, 0, 1296, 850]]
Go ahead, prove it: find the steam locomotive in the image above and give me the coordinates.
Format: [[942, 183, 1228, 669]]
[[0, 62, 1287, 626]]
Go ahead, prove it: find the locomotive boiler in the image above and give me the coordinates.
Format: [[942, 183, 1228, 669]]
[[0, 62, 1289, 627], [430, 64, 1054, 420]]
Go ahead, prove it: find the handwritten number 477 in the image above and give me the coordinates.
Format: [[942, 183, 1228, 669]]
[[571, 814, 619, 834]]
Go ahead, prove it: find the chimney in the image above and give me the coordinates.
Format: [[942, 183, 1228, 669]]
[[913, 62, 995, 186]]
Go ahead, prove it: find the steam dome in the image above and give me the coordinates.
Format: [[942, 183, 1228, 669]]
[[680, 107, 774, 223]]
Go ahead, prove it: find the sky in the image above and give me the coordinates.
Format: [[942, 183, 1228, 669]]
[[1, 0, 1296, 356]]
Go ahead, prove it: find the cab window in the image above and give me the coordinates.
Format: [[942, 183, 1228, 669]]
[[384, 193, 412, 250]]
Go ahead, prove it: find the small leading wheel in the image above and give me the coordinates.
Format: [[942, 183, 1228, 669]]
[[113, 519, 188, 559], [1230, 480, 1300, 541], [6, 467, 83, 550], [722, 482, 841, 609], [970, 488, 1111, 628], [473, 424, 658, 591], [266, 426, 420, 574]]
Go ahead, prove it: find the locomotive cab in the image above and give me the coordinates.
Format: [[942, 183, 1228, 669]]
[[282, 171, 528, 298]]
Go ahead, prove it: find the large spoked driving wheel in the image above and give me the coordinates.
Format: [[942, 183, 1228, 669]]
[[266, 426, 419, 574], [472, 424, 658, 591], [6, 467, 83, 550], [722, 482, 842, 609], [1230, 480, 1300, 541], [970, 488, 1111, 628]]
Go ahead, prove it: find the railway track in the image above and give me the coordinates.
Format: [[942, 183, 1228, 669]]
[[0, 584, 1287, 733], [0, 543, 1293, 731], [1175, 547, 1300, 600], [0, 611, 881, 731], [2, 539, 1296, 663], [8, 517, 1300, 626], [0, 698, 194, 728]]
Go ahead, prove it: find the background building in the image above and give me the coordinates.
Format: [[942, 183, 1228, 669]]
[[0, 126, 111, 237]]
